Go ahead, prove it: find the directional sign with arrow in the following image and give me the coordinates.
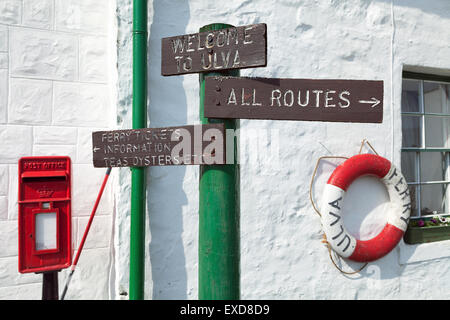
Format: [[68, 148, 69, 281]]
[[204, 77, 383, 123], [91, 124, 226, 168], [358, 97, 381, 109]]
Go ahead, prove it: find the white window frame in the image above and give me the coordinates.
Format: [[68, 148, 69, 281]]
[[401, 72, 450, 219], [399, 71, 450, 265]]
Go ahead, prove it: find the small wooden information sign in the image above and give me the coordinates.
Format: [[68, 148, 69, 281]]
[[92, 124, 226, 168], [204, 76, 383, 123], [161, 23, 267, 76]]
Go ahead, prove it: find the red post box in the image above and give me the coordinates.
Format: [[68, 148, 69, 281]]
[[18, 156, 72, 274]]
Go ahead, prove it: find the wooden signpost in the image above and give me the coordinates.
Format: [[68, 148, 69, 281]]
[[105, 20, 386, 301], [92, 124, 226, 168], [204, 76, 383, 123], [161, 23, 267, 76]]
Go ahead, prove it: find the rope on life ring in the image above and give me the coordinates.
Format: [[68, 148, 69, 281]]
[[310, 140, 411, 272]]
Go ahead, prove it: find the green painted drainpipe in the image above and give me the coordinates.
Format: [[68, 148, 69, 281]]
[[130, 0, 147, 300], [199, 23, 240, 300]]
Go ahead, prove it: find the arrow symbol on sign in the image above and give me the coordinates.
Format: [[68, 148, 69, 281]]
[[93, 147, 101, 152], [358, 97, 380, 108]]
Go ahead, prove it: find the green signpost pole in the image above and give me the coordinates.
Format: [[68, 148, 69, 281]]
[[198, 23, 240, 300], [130, 0, 147, 300]]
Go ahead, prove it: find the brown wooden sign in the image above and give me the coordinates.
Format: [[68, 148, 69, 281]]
[[92, 124, 226, 168], [161, 23, 267, 76], [204, 77, 383, 123]]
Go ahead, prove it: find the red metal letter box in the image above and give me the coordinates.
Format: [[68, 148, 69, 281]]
[[18, 156, 72, 274]]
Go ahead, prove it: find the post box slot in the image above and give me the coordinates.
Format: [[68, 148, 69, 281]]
[[21, 176, 67, 183], [21, 171, 67, 180]]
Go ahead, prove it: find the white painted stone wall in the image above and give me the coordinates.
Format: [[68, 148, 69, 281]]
[[2, 0, 450, 300], [114, 0, 450, 300], [0, 0, 116, 299]]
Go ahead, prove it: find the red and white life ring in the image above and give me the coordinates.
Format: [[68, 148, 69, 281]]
[[320, 153, 411, 262]]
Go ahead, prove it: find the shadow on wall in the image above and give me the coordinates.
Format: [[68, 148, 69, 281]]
[[146, 1, 190, 299], [375, 0, 450, 19]]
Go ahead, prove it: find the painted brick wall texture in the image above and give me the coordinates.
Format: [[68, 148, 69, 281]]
[[0, 0, 115, 299]]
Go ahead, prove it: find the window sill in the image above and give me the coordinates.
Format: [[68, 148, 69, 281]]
[[399, 225, 450, 264], [404, 224, 450, 244]]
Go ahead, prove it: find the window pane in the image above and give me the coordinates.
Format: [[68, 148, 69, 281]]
[[409, 185, 419, 217], [401, 115, 421, 147], [420, 152, 445, 182], [446, 84, 450, 114], [424, 81, 444, 114], [401, 152, 417, 182], [402, 79, 420, 112], [425, 116, 446, 147], [420, 184, 447, 215]]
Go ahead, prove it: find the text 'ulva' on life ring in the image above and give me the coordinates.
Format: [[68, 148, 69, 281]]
[[320, 153, 411, 262]]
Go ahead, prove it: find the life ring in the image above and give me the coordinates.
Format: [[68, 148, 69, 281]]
[[320, 153, 411, 262]]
